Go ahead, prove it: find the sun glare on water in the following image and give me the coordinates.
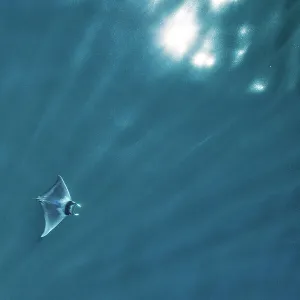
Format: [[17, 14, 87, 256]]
[[158, 3, 199, 60], [192, 52, 216, 68]]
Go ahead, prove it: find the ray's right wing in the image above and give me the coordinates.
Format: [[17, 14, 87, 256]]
[[40, 201, 66, 237]]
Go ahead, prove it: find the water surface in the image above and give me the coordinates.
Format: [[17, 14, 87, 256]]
[[0, 0, 299, 299]]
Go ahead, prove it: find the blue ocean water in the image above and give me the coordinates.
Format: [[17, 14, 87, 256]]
[[0, 0, 299, 299]]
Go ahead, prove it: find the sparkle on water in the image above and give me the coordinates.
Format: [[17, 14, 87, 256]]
[[249, 80, 267, 93], [239, 25, 250, 36], [192, 51, 216, 68], [232, 47, 247, 65], [158, 2, 199, 59], [155, 0, 266, 93], [237, 49, 246, 57], [210, 0, 239, 11]]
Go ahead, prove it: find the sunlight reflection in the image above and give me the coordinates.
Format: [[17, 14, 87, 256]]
[[239, 25, 249, 36], [249, 80, 267, 93], [191, 30, 217, 69], [155, 0, 250, 73], [148, 0, 163, 12], [232, 24, 252, 66], [233, 47, 247, 65], [210, 0, 238, 11], [237, 24, 252, 42], [158, 2, 199, 59], [237, 49, 246, 56], [192, 51, 216, 68], [202, 37, 214, 51]]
